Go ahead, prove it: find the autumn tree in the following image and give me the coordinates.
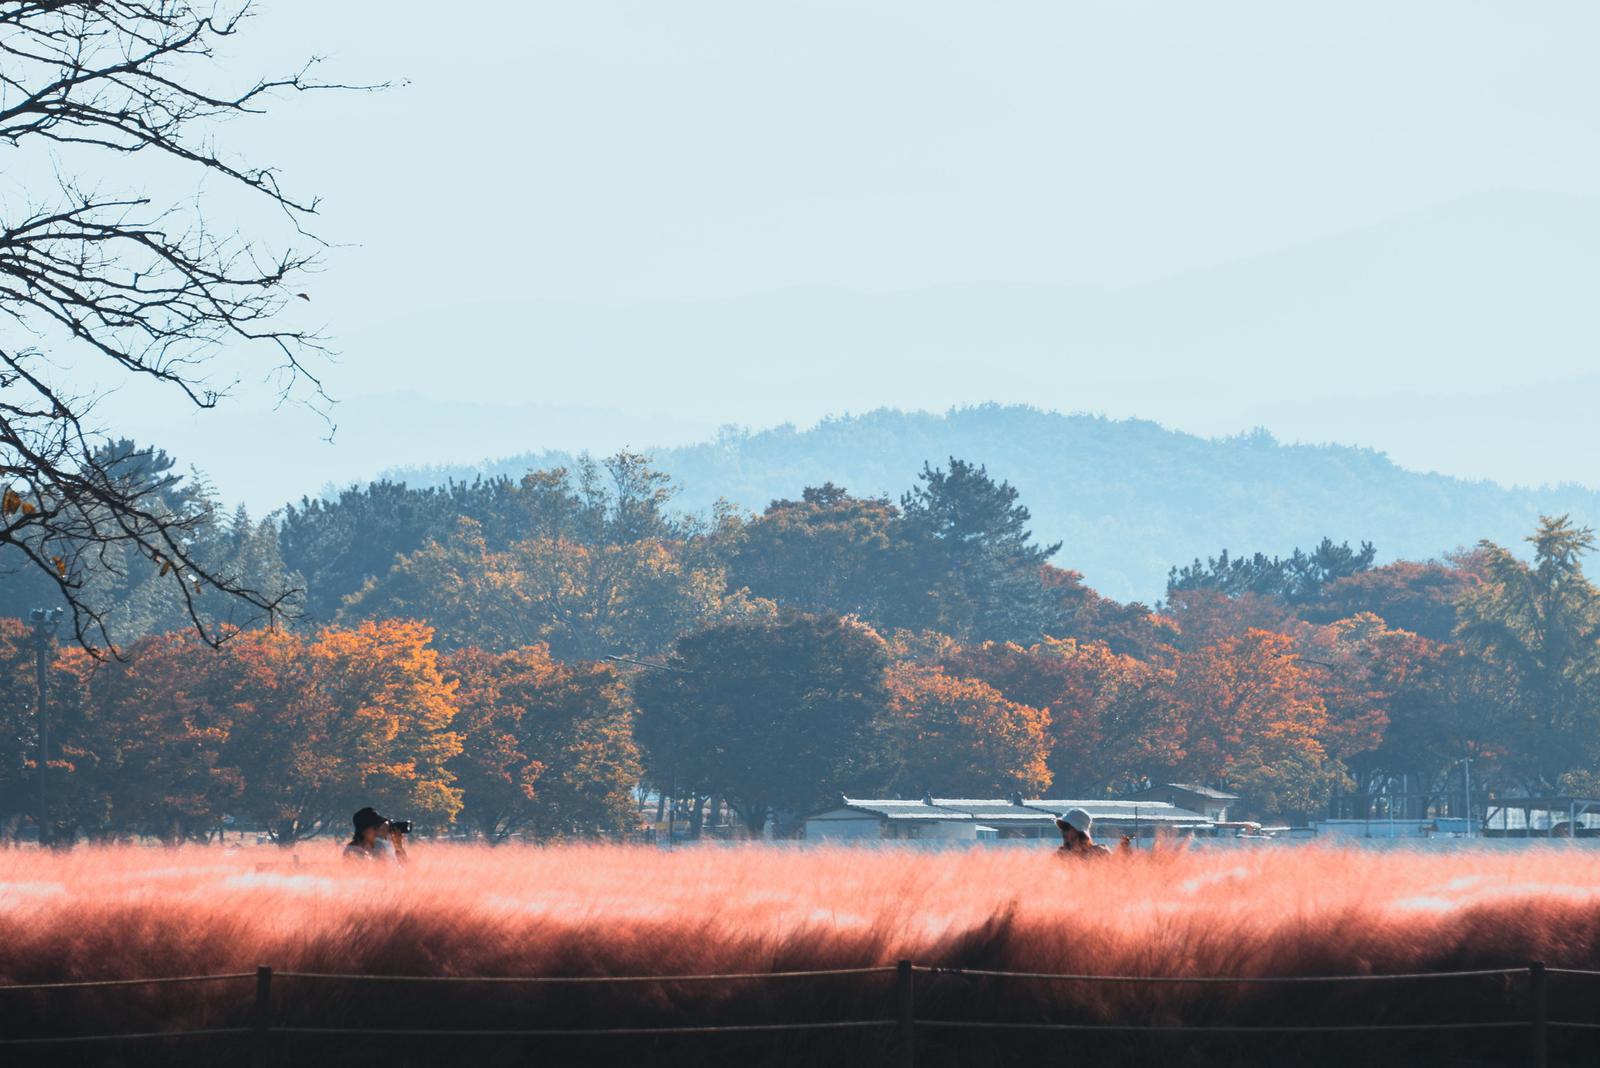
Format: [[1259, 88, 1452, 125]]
[[1301, 557, 1482, 643], [1169, 630, 1339, 819], [942, 641, 1080, 713], [442, 648, 544, 840], [305, 621, 462, 827], [444, 645, 640, 840], [224, 621, 463, 842], [1290, 613, 1441, 817], [883, 662, 1050, 797], [0, 2, 365, 646], [943, 638, 1180, 796], [61, 631, 245, 841], [633, 615, 890, 833], [203, 628, 322, 842], [1040, 565, 1172, 657], [1029, 638, 1181, 796], [512, 654, 640, 838], [1159, 588, 1302, 650], [1293, 614, 1408, 764]]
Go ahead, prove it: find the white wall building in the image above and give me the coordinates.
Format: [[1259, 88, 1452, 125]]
[[803, 795, 1215, 842]]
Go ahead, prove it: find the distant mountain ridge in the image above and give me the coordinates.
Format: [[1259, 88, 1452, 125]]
[[382, 405, 1600, 602], [130, 188, 1600, 508]]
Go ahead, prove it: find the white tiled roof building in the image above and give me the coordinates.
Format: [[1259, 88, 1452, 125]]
[[803, 794, 1216, 842]]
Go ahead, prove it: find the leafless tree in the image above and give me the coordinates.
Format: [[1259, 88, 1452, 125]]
[[0, 1, 373, 649]]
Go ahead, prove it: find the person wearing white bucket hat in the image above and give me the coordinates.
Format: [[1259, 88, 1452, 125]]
[[1055, 807, 1113, 858]]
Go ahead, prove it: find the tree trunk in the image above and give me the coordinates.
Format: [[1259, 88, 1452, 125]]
[[736, 801, 768, 837]]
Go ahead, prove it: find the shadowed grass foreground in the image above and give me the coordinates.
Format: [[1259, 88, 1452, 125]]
[[3, 842, 1600, 1066]]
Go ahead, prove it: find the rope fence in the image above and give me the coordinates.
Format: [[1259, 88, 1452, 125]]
[[915, 964, 1526, 983], [275, 964, 896, 983], [0, 971, 254, 991], [0, 959, 1587, 1066]]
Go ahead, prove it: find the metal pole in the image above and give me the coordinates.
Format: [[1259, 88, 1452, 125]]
[[252, 965, 274, 1068], [1463, 759, 1472, 838], [666, 771, 675, 848], [896, 959, 915, 1068], [1528, 961, 1548, 1068]]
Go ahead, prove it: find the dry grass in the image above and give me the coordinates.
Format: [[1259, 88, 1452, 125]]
[[3, 841, 1600, 1065]]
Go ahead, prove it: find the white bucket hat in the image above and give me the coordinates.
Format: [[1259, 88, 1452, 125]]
[[1058, 808, 1093, 835]]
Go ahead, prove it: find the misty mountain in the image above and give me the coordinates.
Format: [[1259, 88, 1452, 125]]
[[384, 405, 1600, 603], [129, 188, 1600, 509]]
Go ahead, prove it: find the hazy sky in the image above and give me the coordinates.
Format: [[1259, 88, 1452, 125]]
[[53, 1, 1600, 506]]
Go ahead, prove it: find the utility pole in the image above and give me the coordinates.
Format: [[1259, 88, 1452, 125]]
[[1458, 757, 1474, 838], [28, 608, 63, 847]]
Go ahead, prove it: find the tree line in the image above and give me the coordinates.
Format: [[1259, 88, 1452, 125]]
[[5, 445, 1600, 840]]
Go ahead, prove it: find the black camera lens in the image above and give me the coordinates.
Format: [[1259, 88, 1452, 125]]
[[388, 819, 413, 834]]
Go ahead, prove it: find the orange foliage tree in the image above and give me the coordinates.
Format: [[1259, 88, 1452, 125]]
[[1295, 614, 1424, 763], [1302, 559, 1481, 643], [944, 638, 1181, 797], [883, 662, 1051, 797], [303, 620, 463, 832], [218, 621, 465, 842], [444, 645, 641, 840], [1168, 629, 1336, 818]]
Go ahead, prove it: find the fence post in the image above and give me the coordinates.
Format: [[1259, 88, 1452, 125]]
[[896, 959, 915, 1068], [1529, 961, 1548, 1068], [251, 965, 273, 1068]]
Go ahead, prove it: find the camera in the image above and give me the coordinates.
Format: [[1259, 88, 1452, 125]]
[[387, 819, 413, 834]]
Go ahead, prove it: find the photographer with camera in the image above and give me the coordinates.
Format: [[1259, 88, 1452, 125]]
[[344, 807, 411, 865]]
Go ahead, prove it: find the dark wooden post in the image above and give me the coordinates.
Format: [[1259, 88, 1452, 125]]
[[251, 965, 274, 1068], [896, 959, 915, 1068], [1529, 961, 1548, 1068]]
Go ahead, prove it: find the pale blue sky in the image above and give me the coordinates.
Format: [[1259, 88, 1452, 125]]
[[33, 1, 1600, 506]]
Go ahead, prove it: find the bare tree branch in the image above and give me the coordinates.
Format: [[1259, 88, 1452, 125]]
[[0, 1, 377, 649]]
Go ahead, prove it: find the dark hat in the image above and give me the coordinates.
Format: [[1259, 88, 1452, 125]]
[[353, 806, 387, 832]]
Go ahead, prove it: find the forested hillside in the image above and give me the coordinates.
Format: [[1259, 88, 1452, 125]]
[[8, 425, 1600, 838], [388, 405, 1600, 600]]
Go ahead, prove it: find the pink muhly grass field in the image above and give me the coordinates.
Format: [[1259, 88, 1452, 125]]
[[3, 842, 1600, 1065]]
